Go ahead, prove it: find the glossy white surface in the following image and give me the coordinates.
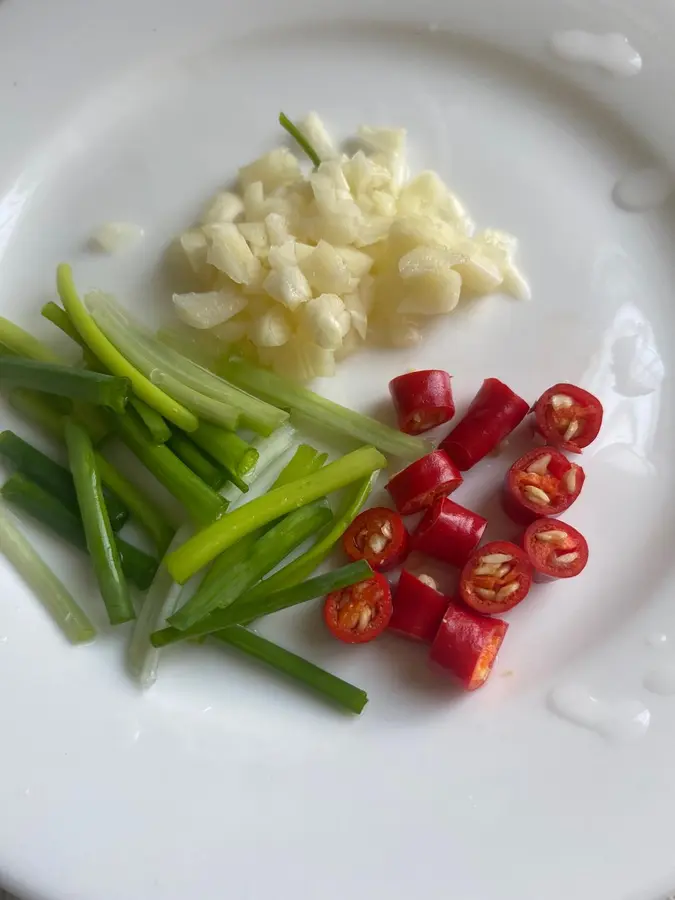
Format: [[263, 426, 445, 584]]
[[644, 661, 675, 695], [1, 1, 675, 899], [646, 632, 670, 648], [613, 168, 673, 211], [550, 30, 643, 76], [548, 683, 651, 741]]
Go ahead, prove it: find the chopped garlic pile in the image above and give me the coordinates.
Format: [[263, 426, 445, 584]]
[[172, 115, 529, 381]]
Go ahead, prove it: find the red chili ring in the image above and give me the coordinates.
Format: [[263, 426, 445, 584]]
[[389, 370, 455, 435], [323, 572, 393, 644], [459, 540, 533, 616], [342, 507, 409, 572], [522, 518, 589, 582], [533, 383, 603, 453], [386, 450, 463, 516], [503, 446, 585, 525], [440, 377, 529, 471], [412, 497, 487, 569], [429, 600, 509, 691], [389, 570, 449, 642]]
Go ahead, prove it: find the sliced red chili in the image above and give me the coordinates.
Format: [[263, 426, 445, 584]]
[[342, 507, 409, 572], [324, 572, 393, 644], [522, 517, 589, 581], [389, 370, 455, 435], [386, 450, 463, 516], [503, 446, 585, 524], [412, 497, 487, 569], [459, 540, 533, 615], [533, 383, 603, 453], [430, 599, 509, 691], [440, 377, 529, 471], [389, 571, 449, 642]]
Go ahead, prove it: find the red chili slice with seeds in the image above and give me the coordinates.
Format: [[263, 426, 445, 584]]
[[430, 600, 509, 691], [342, 507, 409, 572], [522, 517, 589, 581], [533, 383, 603, 453], [459, 540, 533, 615], [389, 370, 455, 435], [323, 572, 393, 644], [502, 446, 585, 525], [386, 450, 463, 516], [389, 570, 449, 642]]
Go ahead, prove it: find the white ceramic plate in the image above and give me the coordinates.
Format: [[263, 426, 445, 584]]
[[2, 1, 675, 898]]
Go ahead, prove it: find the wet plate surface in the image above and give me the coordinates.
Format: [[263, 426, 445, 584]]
[[1, 1, 675, 899]]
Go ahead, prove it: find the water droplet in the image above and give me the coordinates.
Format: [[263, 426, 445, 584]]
[[644, 661, 675, 696], [646, 632, 669, 649], [551, 31, 642, 77], [611, 333, 664, 397], [613, 168, 672, 212], [548, 683, 650, 741]]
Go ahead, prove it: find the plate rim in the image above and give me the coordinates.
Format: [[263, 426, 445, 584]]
[[2, 2, 675, 900]]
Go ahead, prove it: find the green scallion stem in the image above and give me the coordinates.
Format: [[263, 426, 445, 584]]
[[212, 626, 368, 714], [41, 301, 86, 347], [116, 411, 228, 526], [156, 325, 220, 368], [94, 454, 174, 556], [71, 402, 115, 442], [167, 426, 308, 618], [42, 301, 172, 444], [0, 317, 62, 363], [167, 431, 227, 491], [190, 421, 258, 489], [0, 430, 129, 532], [7, 387, 112, 446], [0, 356, 131, 413], [178, 435, 321, 610], [57, 264, 199, 432], [127, 524, 190, 688], [0, 429, 79, 508], [0, 316, 72, 416], [149, 369, 241, 432], [164, 531, 258, 635], [0, 497, 96, 644], [167, 445, 385, 583], [114, 541, 158, 591], [220, 359, 431, 461], [0, 316, 108, 445], [128, 426, 297, 686], [278, 112, 321, 168], [243, 471, 377, 598], [168, 500, 332, 630], [270, 443, 326, 489], [7, 389, 66, 435], [128, 399, 171, 444], [218, 423, 296, 504], [64, 420, 134, 625], [226, 559, 372, 627], [86, 291, 287, 436], [152, 559, 371, 646], [1, 474, 158, 590]]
